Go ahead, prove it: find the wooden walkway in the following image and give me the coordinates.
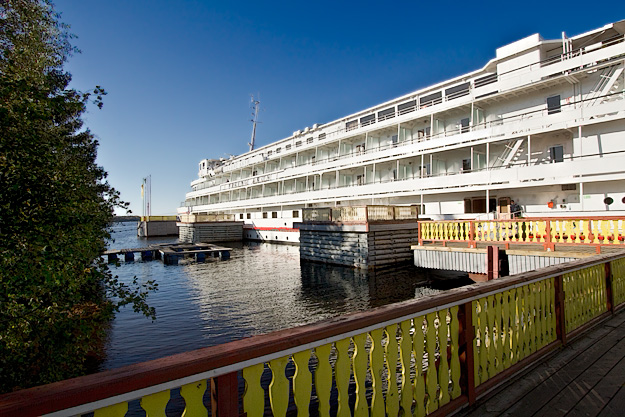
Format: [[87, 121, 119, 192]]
[[458, 308, 625, 417]]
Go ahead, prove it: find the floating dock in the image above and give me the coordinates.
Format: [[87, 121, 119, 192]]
[[103, 243, 231, 265]]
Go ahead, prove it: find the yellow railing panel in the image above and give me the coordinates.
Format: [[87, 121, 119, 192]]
[[473, 279, 555, 387], [613, 258, 625, 306], [180, 380, 208, 417], [564, 264, 607, 333], [413, 316, 426, 417], [385, 324, 400, 416], [314, 343, 333, 417], [268, 356, 290, 417], [369, 328, 385, 417], [334, 337, 351, 417], [242, 363, 265, 417], [352, 333, 368, 416], [292, 350, 312, 416], [140, 390, 170, 417], [399, 319, 413, 414], [94, 402, 128, 417]]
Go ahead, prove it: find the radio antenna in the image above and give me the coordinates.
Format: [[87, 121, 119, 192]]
[[248, 94, 261, 152]]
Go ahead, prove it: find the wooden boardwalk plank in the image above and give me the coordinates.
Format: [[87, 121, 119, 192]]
[[459, 311, 625, 417], [533, 335, 625, 416], [597, 385, 625, 417]]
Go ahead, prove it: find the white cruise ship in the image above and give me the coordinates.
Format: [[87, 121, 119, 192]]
[[179, 20, 625, 243]]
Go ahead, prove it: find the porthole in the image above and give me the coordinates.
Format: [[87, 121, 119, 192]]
[[604, 197, 614, 205]]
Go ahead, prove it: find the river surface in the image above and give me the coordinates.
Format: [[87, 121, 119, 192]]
[[103, 222, 471, 370]]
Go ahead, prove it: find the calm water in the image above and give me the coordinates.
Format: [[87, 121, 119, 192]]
[[103, 222, 470, 370]]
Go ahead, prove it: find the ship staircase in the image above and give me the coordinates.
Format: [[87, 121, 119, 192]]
[[491, 138, 525, 169], [585, 63, 623, 108]]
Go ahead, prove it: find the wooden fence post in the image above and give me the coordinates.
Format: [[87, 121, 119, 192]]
[[606, 262, 614, 313], [554, 275, 567, 346], [458, 301, 476, 404], [545, 220, 554, 251], [469, 221, 476, 248], [211, 372, 239, 417]]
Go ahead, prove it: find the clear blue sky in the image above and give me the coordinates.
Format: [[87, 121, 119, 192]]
[[54, 0, 620, 215]]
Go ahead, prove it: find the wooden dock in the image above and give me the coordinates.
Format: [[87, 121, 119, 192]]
[[459, 307, 625, 416], [103, 243, 231, 265]]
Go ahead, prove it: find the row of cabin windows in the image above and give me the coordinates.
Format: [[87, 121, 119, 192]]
[[265, 136, 327, 159], [238, 210, 300, 220]]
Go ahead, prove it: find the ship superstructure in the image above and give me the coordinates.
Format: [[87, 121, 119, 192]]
[[180, 21, 625, 243]]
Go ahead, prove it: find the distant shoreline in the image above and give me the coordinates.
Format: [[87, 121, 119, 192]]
[[113, 215, 140, 222]]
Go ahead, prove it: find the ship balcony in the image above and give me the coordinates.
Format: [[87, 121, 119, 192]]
[[184, 90, 624, 206]]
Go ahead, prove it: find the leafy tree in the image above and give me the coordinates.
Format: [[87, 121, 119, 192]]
[[0, 0, 156, 392]]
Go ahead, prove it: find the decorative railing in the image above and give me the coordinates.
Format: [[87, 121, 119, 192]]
[[2, 253, 625, 416], [419, 217, 625, 252], [177, 213, 236, 223], [302, 205, 419, 223], [0, 254, 625, 417], [140, 216, 178, 221]]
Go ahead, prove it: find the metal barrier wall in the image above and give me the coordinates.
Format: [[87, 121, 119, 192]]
[[2, 253, 625, 417]]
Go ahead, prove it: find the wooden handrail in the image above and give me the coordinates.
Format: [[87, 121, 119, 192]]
[[2, 252, 624, 416]]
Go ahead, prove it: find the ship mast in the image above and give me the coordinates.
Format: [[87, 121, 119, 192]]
[[249, 95, 260, 152]]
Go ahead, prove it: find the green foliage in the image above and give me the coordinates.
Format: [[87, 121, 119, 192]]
[[0, 0, 156, 392]]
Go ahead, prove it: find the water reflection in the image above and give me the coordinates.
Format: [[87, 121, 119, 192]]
[[103, 225, 470, 371]]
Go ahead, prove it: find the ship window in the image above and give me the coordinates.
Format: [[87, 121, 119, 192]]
[[462, 158, 471, 172], [276, 147, 281, 154], [307, 137, 313, 144], [263, 212, 268, 218], [398, 100, 416, 114], [445, 82, 470, 100], [286, 144, 291, 150], [272, 212, 278, 218], [461, 118, 470, 133], [239, 214, 244, 219], [346, 120, 358, 131], [318, 133, 326, 140], [267, 150, 272, 156], [360, 114, 375, 126], [378, 107, 395, 121], [391, 135, 398, 145], [549, 145, 564, 163], [296, 141, 302, 147], [247, 213, 251, 219], [547, 95, 561, 114], [419, 91, 442, 107], [292, 210, 299, 217]]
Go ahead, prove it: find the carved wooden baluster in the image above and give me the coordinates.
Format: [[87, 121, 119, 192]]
[[413, 316, 426, 417], [369, 329, 385, 417], [292, 350, 312, 416], [438, 311, 450, 406], [335, 337, 352, 417], [180, 380, 208, 417], [449, 306, 462, 400], [268, 356, 290, 417], [243, 363, 265, 417], [399, 319, 413, 414], [425, 313, 439, 413], [385, 324, 400, 416], [141, 390, 170, 417], [314, 343, 333, 417], [352, 333, 368, 417]]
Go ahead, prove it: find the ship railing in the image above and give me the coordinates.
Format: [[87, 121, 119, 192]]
[[183, 88, 625, 207], [3, 251, 625, 416], [302, 205, 418, 223], [418, 217, 625, 252], [177, 213, 236, 223], [184, 148, 625, 209]]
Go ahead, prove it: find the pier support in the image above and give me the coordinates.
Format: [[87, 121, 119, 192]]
[[141, 251, 153, 261], [107, 253, 118, 263], [124, 252, 134, 262]]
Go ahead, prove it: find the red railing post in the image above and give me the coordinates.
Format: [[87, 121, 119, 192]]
[[418, 221, 423, 245], [469, 221, 476, 248], [554, 275, 567, 346], [545, 220, 555, 251], [458, 301, 476, 404], [606, 262, 614, 313], [211, 372, 239, 417]]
